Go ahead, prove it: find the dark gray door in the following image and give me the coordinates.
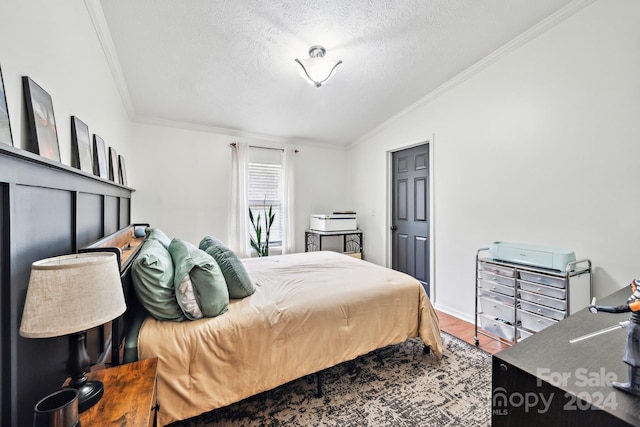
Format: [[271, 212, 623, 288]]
[[391, 144, 430, 296]]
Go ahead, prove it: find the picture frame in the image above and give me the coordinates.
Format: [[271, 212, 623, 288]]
[[0, 65, 13, 146], [70, 116, 93, 173], [92, 134, 108, 179], [118, 155, 127, 186], [108, 146, 118, 182], [22, 76, 60, 162]]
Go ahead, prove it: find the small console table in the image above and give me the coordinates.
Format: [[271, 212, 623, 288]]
[[305, 229, 363, 259]]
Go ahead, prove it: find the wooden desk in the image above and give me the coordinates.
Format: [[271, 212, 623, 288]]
[[493, 287, 640, 426], [80, 358, 158, 426]]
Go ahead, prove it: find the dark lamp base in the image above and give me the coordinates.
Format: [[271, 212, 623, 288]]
[[66, 331, 104, 412], [74, 379, 104, 412]]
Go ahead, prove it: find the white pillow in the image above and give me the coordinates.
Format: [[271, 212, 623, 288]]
[[176, 274, 203, 319]]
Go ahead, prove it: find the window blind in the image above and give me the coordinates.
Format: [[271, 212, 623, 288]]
[[248, 161, 282, 248]]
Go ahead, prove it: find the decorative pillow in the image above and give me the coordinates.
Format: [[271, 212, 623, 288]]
[[132, 238, 185, 322], [145, 227, 171, 248], [168, 238, 229, 318], [176, 274, 203, 320], [199, 236, 256, 299]]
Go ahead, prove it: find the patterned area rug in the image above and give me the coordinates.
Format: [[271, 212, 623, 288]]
[[169, 333, 491, 427]]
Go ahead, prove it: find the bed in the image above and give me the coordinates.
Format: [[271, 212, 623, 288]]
[[135, 249, 443, 426], [1, 144, 441, 426]]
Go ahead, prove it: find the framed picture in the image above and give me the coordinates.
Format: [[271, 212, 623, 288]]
[[108, 146, 118, 182], [118, 155, 127, 186], [22, 76, 60, 162], [70, 116, 93, 173], [0, 65, 13, 146], [92, 134, 108, 179]]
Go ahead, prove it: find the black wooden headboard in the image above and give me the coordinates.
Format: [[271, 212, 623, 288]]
[[79, 223, 149, 367], [0, 144, 135, 426]]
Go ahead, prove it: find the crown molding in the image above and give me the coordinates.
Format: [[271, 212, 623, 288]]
[[84, 0, 136, 118], [83, 0, 345, 151], [347, 0, 597, 149], [133, 115, 348, 150]]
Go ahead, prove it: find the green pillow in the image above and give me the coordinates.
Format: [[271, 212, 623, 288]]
[[199, 236, 256, 299], [145, 227, 171, 248], [168, 238, 229, 318], [132, 239, 185, 322]]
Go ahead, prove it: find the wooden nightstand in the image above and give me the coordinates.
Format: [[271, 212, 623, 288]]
[[80, 358, 158, 426]]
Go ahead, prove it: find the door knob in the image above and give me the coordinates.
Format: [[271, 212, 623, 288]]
[[390, 225, 398, 231]]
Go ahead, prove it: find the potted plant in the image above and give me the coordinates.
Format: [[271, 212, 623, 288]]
[[249, 200, 275, 257]]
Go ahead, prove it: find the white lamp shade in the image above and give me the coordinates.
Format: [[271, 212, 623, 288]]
[[295, 46, 342, 87], [19, 252, 126, 338]]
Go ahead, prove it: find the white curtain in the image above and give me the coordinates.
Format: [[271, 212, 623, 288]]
[[229, 142, 251, 258], [281, 147, 296, 254]]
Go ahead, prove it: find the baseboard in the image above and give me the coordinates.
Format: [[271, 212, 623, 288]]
[[433, 303, 475, 324]]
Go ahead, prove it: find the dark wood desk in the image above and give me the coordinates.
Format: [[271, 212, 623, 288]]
[[493, 287, 640, 426]]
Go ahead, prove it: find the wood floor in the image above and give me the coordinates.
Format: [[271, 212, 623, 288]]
[[436, 310, 510, 355]]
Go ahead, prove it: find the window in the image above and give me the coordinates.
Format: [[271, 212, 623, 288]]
[[247, 148, 282, 252]]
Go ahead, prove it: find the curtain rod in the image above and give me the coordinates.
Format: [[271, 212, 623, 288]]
[[229, 143, 298, 153]]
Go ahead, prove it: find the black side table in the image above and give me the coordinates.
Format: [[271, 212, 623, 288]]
[[305, 229, 363, 259]]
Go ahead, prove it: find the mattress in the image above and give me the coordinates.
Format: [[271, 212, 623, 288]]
[[138, 251, 443, 425]]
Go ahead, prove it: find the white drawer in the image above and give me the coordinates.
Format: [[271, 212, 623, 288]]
[[479, 270, 515, 287], [518, 328, 534, 342], [478, 313, 516, 341], [478, 262, 515, 278], [479, 288, 514, 306], [519, 289, 566, 311], [519, 300, 566, 321], [478, 279, 516, 297], [479, 297, 516, 323], [519, 309, 558, 332], [517, 280, 566, 300], [519, 271, 566, 288]]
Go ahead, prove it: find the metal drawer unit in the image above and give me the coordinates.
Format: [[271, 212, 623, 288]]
[[474, 247, 591, 347]]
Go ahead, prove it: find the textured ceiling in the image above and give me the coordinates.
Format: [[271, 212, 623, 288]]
[[96, 0, 576, 146]]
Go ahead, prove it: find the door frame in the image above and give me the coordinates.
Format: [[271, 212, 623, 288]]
[[386, 136, 436, 303]]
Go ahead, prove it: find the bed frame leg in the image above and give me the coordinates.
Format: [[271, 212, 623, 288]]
[[316, 372, 323, 397]]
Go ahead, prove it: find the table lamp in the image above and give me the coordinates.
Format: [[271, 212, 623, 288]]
[[19, 252, 126, 412]]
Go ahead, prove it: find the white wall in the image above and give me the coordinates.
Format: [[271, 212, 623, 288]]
[[0, 0, 131, 167], [130, 121, 350, 250], [347, 0, 640, 321]]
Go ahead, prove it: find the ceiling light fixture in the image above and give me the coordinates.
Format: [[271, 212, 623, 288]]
[[295, 46, 342, 88]]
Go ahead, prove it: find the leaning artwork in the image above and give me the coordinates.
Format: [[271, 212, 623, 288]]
[[71, 116, 93, 173], [22, 76, 61, 162], [0, 65, 13, 146]]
